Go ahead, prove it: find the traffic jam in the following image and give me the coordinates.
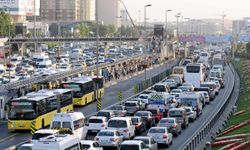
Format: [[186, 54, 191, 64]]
[[16, 48, 226, 150]]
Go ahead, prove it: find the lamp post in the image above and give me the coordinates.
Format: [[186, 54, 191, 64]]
[[3, 6, 11, 82], [165, 9, 172, 59], [184, 17, 190, 35], [95, 0, 100, 111], [117, 16, 122, 50], [34, 0, 37, 52], [144, 4, 152, 31], [175, 13, 181, 38]]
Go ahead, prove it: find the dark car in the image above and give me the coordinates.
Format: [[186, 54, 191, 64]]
[[131, 116, 146, 134], [96, 110, 115, 120], [134, 111, 155, 128]]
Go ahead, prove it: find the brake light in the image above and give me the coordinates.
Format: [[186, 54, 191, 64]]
[[101, 124, 105, 127], [173, 124, 177, 128], [124, 129, 129, 132], [163, 134, 168, 138], [94, 137, 99, 141], [135, 124, 140, 128], [110, 138, 117, 142]]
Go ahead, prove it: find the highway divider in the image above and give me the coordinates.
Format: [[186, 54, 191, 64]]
[[177, 63, 237, 150]]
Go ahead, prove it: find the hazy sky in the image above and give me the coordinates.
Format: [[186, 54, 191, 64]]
[[123, 0, 249, 22]]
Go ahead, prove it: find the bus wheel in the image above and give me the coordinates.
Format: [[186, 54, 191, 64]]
[[42, 119, 45, 128]]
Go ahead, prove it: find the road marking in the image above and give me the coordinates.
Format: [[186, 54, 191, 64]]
[[0, 133, 19, 143]]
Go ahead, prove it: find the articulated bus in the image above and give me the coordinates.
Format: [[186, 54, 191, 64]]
[[184, 64, 206, 88], [7, 89, 73, 130], [61, 76, 104, 106]]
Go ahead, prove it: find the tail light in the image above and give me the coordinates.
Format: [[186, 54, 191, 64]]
[[163, 134, 168, 138], [173, 124, 177, 128], [101, 124, 105, 127], [110, 138, 116, 142], [95, 137, 99, 141], [135, 124, 140, 128], [124, 129, 129, 132]]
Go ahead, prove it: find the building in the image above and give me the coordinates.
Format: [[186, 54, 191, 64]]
[[233, 18, 250, 37], [40, 0, 81, 22], [97, 0, 121, 28], [121, 9, 131, 27], [80, 0, 95, 21]]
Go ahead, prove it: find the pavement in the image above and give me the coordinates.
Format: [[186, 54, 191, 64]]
[[0, 60, 176, 149]]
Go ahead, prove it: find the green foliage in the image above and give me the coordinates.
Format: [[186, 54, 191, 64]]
[[0, 11, 15, 37], [246, 42, 250, 53], [26, 32, 32, 38], [47, 42, 58, 49], [76, 23, 90, 37]]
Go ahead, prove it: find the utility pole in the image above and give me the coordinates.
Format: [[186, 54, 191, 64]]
[[95, 0, 100, 111], [34, 0, 37, 52], [165, 9, 172, 59]]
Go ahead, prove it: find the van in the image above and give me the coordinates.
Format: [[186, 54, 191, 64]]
[[107, 117, 135, 139], [32, 129, 59, 142], [168, 108, 189, 129], [50, 112, 87, 140], [32, 134, 82, 150], [172, 66, 185, 81], [179, 92, 203, 116]]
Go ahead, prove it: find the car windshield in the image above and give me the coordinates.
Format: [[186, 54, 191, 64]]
[[125, 102, 136, 107], [110, 106, 123, 110], [89, 118, 103, 123], [169, 111, 182, 117], [120, 145, 139, 150], [160, 119, 174, 124], [135, 112, 148, 117], [32, 133, 52, 140], [97, 112, 110, 118], [131, 118, 139, 124], [108, 120, 127, 128], [98, 131, 114, 136], [139, 95, 148, 99], [149, 128, 165, 133]]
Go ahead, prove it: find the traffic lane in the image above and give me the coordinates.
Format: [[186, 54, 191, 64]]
[[0, 61, 175, 149], [75, 61, 176, 115], [161, 65, 233, 150]]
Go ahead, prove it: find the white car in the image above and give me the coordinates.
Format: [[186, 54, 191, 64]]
[[170, 89, 183, 100], [87, 116, 108, 133], [134, 136, 158, 150], [198, 91, 210, 104], [31, 129, 59, 142], [81, 140, 103, 150], [147, 127, 173, 146], [163, 79, 178, 89], [138, 94, 150, 104], [182, 83, 195, 91], [182, 106, 197, 122], [94, 129, 123, 149], [119, 140, 149, 150]]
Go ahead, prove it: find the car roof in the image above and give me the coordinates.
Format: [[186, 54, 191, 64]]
[[89, 116, 106, 120], [80, 140, 96, 145], [99, 129, 117, 132], [134, 136, 151, 140], [34, 129, 59, 134]]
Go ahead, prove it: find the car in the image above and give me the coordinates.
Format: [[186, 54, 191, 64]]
[[31, 129, 59, 142], [17, 143, 33, 150], [109, 105, 127, 117], [182, 106, 197, 122], [129, 98, 146, 110], [86, 116, 108, 133], [153, 83, 170, 92], [168, 74, 183, 86], [134, 111, 155, 128], [146, 108, 163, 123], [208, 77, 224, 88], [182, 83, 195, 91], [157, 117, 182, 137], [138, 94, 150, 104], [198, 91, 210, 104], [163, 79, 178, 89], [124, 101, 141, 115], [177, 86, 192, 92], [131, 116, 146, 134], [96, 110, 115, 120], [147, 127, 173, 146], [170, 89, 183, 99], [168, 108, 189, 129], [94, 129, 123, 149], [134, 136, 158, 150], [81, 140, 103, 150], [119, 140, 149, 150], [107, 117, 135, 140]]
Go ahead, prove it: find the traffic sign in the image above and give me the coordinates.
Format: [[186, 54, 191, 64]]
[[30, 121, 37, 135], [97, 98, 102, 111], [118, 91, 123, 102]]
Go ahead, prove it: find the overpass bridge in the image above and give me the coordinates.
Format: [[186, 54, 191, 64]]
[[8, 37, 143, 44]]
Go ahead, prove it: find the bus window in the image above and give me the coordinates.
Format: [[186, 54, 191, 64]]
[[8, 101, 36, 120], [186, 66, 200, 73]]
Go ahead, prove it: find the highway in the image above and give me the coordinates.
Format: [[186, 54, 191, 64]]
[[0, 60, 176, 149]]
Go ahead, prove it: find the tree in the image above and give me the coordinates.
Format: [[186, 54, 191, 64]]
[[0, 11, 15, 37], [246, 42, 250, 54], [76, 23, 90, 37]]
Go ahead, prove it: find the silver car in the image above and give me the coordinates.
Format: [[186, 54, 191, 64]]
[[134, 136, 158, 150], [157, 118, 182, 137], [182, 106, 197, 122], [109, 105, 127, 117]]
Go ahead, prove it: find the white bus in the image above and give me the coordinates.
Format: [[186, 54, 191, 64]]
[[50, 112, 87, 140], [184, 64, 206, 88], [32, 134, 82, 150]]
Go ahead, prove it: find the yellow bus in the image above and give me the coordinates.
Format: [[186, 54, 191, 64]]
[[61, 76, 104, 106], [7, 89, 73, 130]]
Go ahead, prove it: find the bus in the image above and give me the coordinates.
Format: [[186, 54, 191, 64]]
[[61, 76, 104, 106], [7, 89, 73, 130], [184, 64, 206, 88]]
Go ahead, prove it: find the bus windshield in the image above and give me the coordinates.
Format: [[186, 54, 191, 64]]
[[9, 101, 36, 120], [186, 66, 200, 73], [62, 83, 83, 98]]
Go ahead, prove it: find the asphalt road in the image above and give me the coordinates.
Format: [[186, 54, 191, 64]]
[[0, 61, 176, 149]]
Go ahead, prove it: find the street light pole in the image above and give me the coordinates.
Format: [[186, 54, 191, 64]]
[[144, 4, 152, 30], [117, 16, 122, 49], [34, 0, 37, 52], [4, 6, 11, 82], [95, 0, 100, 110], [175, 13, 181, 39], [165, 9, 172, 59]]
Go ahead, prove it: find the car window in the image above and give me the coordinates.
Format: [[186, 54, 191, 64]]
[[98, 131, 114, 136], [108, 120, 127, 128], [81, 144, 90, 149], [120, 145, 139, 150], [62, 122, 71, 129]]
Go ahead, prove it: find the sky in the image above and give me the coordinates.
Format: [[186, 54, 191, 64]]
[[123, 0, 250, 22]]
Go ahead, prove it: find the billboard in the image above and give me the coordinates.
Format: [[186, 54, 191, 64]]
[[154, 24, 164, 39]]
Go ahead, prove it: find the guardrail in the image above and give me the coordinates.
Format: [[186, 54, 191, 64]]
[[177, 64, 236, 150], [0, 54, 147, 91]]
